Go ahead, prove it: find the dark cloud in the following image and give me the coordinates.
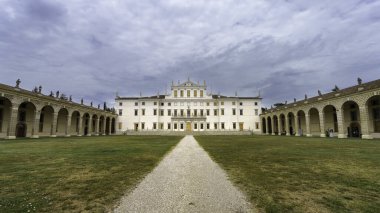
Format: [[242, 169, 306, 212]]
[[0, 0, 380, 106]]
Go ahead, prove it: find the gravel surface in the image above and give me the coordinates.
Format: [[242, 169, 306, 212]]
[[114, 135, 254, 213]]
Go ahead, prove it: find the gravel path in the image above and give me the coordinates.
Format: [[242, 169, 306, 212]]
[[114, 135, 254, 213]]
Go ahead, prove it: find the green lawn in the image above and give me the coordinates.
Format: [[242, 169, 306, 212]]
[[0, 135, 181, 212], [196, 135, 380, 213]]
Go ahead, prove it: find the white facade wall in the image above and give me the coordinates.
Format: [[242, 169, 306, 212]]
[[115, 80, 262, 134]]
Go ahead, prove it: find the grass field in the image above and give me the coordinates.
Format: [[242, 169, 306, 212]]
[[0, 135, 181, 212], [196, 135, 380, 213]]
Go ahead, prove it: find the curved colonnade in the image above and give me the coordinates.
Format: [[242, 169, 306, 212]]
[[0, 83, 117, 139], [261, 80, 380, 139]]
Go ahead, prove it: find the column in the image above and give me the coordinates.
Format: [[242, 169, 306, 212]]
[[87, 116, 92, 136], [295, 115, 300, 136], [50, 112, 58, 137], [65, 115, 71, 137], [278, 117, 283, 136], [107, 119, 112, 135], [285, 115, 290, 136], [31, 110, 41, 138], [319, 112, 326, 137], [271, 117, 276, 135], [77, 116, 83, 136], [336, 109, 346, 138], [360, 106, 372, 139], [6, 106, 19, 139], [95, 118, 100, 136], [102, 118, 106, 135], [306, 114, 311, 137], [265, 118, 270, 135]]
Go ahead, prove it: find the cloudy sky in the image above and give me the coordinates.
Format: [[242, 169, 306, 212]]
[[1, 0, 380, 106]]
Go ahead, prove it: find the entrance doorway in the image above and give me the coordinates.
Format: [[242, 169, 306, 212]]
[[16, 123, 26, 137], [186, 122, 192, 131], [239, 122, 244, 131]]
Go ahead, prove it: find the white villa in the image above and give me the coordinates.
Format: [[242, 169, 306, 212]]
[[115, 79, 262, 134]]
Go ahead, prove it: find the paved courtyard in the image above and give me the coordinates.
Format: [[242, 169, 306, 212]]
[[114, 135, 254, 213]]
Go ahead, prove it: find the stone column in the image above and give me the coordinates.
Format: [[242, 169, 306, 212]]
[[278, 117, 283, 136], [271, 117, 276, 135], [285, 115, 290, 136], [336, 109, 346, 138], [107, 119, 112, 135], [360, 106, 372, 139], [265, 118, 270, 135], [6, 106, 19, 139], [95, 118, 100, 136], [102, 118, 106, 135], [65, 115, 71, 137], [31, 110, 41, 138], [295, 115, 300, 136], [319, 112, 326, 137], [306, 114, 311, 137], [50, 112, 58, 137], [87, 116, 92, 136], [77, 116, 83, 136]]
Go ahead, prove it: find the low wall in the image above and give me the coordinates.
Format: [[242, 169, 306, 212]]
[[122, 130, 253, 136]]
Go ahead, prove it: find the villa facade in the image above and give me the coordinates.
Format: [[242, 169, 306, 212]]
[[115, 79, 262, 134]]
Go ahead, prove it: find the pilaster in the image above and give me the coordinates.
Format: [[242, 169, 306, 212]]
[[50, 112, 58, 137], [6, 106, 19, 139], [319, 112, 326, 137]]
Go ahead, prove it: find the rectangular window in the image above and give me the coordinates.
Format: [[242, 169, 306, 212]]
[[168, 123, 171, 130], [200, 123, 204, 129], [233, 122, 236, 129], [180, 90, 184, 97], [119, 109, 123, 116], [240, 102, 243, 106], [221, 101, 224, 105], [240, 109, 243, 115], [142, 102, 145, 106], [168, 102, 171, 106], [180, 109, 184, 116], [206, 109, 210, 116], [180, 123, 184, 130], [159, 123, 164, 130], [194, 123, 198, 129], [154, 102, 157, 105], [221, 109, 224, 116], [232, 101, 236, 105], [174, 109, 178, 116], [119, 102, 122, 106], [187, 90, 190, 97], [168, 109, 171, 116], [174, 90, 178, 97], [214, 123, 218, 130], [194, 90, 197, 97], [200, 109, 204, 116], [214, 109, 218, 116], [207, 123, 210, 129], [134, 109, 138, 116], [142, 109, 145, 116], [160, 109, 164, 116], [161, 102, 164, 106], [153, 109, 157, 115], [118, 122, 122, 130], [206, 102, 210, 106], [200, 90, 204, 97], [221, 123, 225, 129], [255, 102, 258, 106], [255, 109, 258, 116], [194, 109, 197, 116], [141, 123, 145, 130], [255, 122, 259, 129], [174, 123, 178, 129], [153, 123, 157, 129], [232, 108, 236, 115], [135, 102, 138, 106], [214, 101, 218, 106]]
